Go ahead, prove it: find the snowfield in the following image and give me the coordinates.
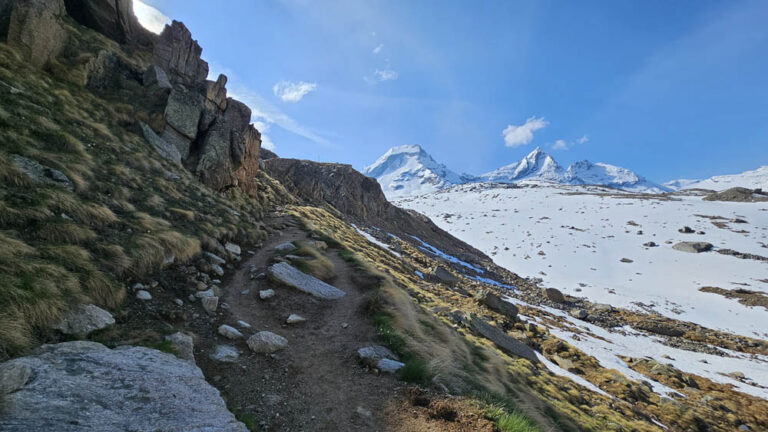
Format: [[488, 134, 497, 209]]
[[396, 182, 768, 339]]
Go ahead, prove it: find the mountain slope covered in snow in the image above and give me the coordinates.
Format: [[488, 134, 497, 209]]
[[665, 166, 768, 191], [361, 145, 468, 198], [366, 146, 669, 197]]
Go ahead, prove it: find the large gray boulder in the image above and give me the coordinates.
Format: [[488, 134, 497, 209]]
[[152, 20, 209, 87], [468, 314, 538, 363], [53, 304, 114, 336], [267, 262, 346, 300], [672, 241, 713, 253], [475, 290, 518, 319], [0, 341, 248, 431], [432, 266, 459, 286], [542, 287, 566, 303], [0, 0, 67, 68], [139, 121, 182, 164]]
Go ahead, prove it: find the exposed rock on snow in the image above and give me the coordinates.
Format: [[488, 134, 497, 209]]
[[672, 242, 713, 253]]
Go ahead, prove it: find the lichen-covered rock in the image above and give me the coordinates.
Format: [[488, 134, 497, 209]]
[[205, 73, 228, 110], [152, 20, 209, 87], [53, 304, 114, 336], [164, 86, 204, 141], [143, 64, 171, 90], [0, 0, 67, 68], [542, 287, 566, 303], [8, 154, 73, 190], [0, 341, 248, 431], [468, 314, 538, 363]]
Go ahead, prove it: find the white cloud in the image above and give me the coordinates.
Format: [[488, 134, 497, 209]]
[[577, 135, 589, 144], [502, 116, 548, 147], [374, 68, 398, 81], [373, 44, 384, 54], [132, 0, 170, 35], [272, 81, 317, 103]]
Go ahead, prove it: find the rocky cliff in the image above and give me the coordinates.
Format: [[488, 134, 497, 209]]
[[0, 0, 261, 195]]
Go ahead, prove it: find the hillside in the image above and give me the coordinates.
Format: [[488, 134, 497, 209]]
[[1, 1, 767, 432], [665, 165, 768, 191]]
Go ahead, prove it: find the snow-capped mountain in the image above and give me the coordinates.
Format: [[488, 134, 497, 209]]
[[664, 166, 768, 191], [366, 146, 668, 197], [361, 145, 468, 198], [479, 147, 565, 183], [565, 160, 669, 193]]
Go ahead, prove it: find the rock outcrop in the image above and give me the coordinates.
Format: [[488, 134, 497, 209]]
[[672, 241, 713, 253], [153, 20, 208, 87], [262, 158, 489, 267], [64, 0, 152, 46], [468, 314, 538, 363], [0, 0, 68, 68], [267, 262, 346, 300], [0, 341, 248, 431], [475, 290, 518, 319]]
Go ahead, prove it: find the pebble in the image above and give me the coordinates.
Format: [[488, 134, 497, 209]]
[[136, 290, 152, 300]]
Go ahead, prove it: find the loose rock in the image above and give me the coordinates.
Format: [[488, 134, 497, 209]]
[[672, 241, 713, 253], [286, 314, 306, 324], [202, 296, 219, 314], [259, 289, 275, 300], [136, 290, 152, 300], [217, 325, 243, 340], [165, 332, 195, 362], [247, 331, 288, 353], [267, 262, 346, 300], [53, 304, 115, 336]]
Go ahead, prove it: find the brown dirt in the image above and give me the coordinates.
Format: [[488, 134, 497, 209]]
[[699, 286, 768, 311], [193, 215, 405, 431], [383, 389, 495, 432]]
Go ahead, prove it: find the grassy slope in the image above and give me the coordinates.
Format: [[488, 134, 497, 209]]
[[0, 25, 293, 357]]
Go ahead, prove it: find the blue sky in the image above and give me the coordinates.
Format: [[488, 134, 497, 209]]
[[135, 0, 768, 182]]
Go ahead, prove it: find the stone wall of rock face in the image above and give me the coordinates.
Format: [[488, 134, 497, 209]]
[[0, 0, 68, 68], [0, 341, 249, 432], [64, 0, 153, 46]]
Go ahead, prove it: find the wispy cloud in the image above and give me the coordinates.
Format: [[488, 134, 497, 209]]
[[252, 120, 276, 151], [273, 80, 317, 103], [373, 44, 384, 54], [374, 68, 398, 81], [551, 135, 588, 151], [502, 116, 548, 147], [132, 0, 170, 34]]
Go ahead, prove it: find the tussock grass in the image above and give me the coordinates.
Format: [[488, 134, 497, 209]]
[[292, 241, 335, 282]]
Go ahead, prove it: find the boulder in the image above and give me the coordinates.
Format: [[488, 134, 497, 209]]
[[210, 345, 239, 362], [267, 262, 346, 300], [275, 242, 296, 253], [357, 345, 398, 368], [143, 65, 172, 90], [634, 320, 685, 337], [204, 251, 226, 265], [678, 226, 695, 234], [0, 341, 248, 431], [672, 242, 713, 253], [9, 154, 73, 190], [63, 0, 152, 45], [247, 331, 288, 354], [139, 121, 181, 164], [217, 324, 243, 340], [377, 358, 405, 373], [286, 314, 306, 324], [165, 332, 194, 362], [542, 287, 566, 303], [224, 242, 241, 255], [569, 308, 588, 320], [53, 304, 114, 336], [152, 20, 209, 87], [201, 296, 218, 314], [432, 266, 459, 285], [163, 87, 204, 142], [475, 290, 518, 319], [468, 314, 538, 363], [0, 0, 67, 68]]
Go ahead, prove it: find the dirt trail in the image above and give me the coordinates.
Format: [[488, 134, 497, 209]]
[[195, 215, 403, 431]]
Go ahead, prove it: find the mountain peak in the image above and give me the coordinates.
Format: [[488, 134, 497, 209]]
[[362, 145, 463, 198]]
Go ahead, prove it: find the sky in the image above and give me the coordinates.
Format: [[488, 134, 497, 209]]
[[134, 0, 768, 182]]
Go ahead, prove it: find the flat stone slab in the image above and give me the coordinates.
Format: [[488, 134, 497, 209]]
[[0, 341, 247, 432], [267, 262, 346, 300], [468, 314, 538, 363]]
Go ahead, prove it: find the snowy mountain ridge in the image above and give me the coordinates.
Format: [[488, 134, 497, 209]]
[[366, 145, 670, 198], [664, 165, 768, 191]]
